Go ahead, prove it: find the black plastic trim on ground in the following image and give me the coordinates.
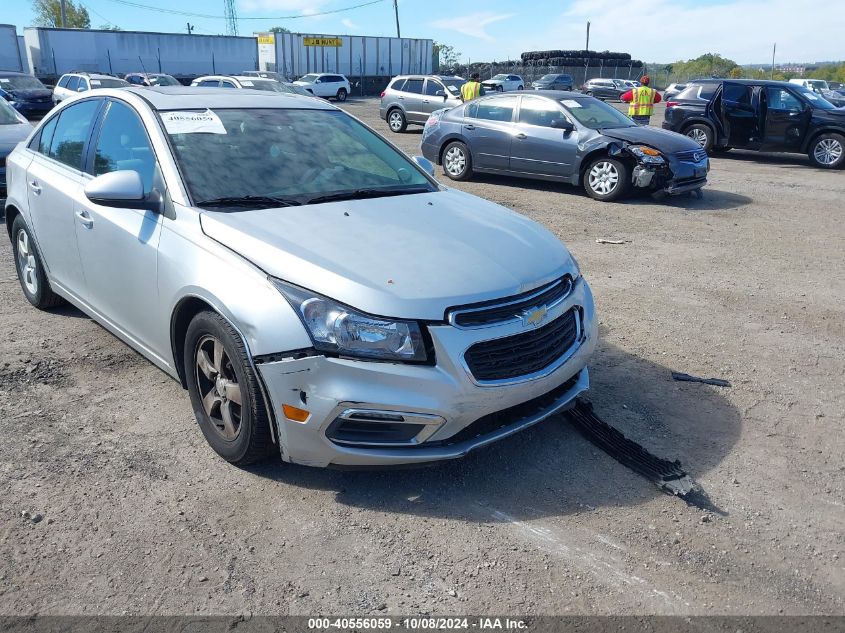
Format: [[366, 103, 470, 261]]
[[566, 399, 697, 497]]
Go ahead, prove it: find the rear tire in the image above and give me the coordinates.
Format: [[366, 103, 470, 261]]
[[808, 133, 845, 169], [442, 141, 473, 181], [583, 156, 630, 202], [335, 88, 348, 102], [184, 311, 275, 466], [11, 215, 65, 310], [684, 123, 714, 152], [387, 108, 407, 133]]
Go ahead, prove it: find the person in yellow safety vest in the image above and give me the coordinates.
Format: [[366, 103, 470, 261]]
[[460, 73, 486, 102], [620, 75, 662, 126]]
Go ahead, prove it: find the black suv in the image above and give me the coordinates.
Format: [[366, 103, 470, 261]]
[[663, 79, 845, 168]]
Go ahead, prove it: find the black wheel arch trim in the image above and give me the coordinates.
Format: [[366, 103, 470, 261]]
[[801, 127, 845, 154]]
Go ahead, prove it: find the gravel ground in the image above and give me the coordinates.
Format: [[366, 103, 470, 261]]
[[0, 98, 842, 616]]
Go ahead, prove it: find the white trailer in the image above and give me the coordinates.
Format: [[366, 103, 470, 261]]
[[23, 27, 258, 79], [260, 32, 433, 79], [0, 24, 24, 73]]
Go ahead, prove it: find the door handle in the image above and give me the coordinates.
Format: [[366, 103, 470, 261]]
[[398, 96, 404, 100], [515, 133, 527, 140], [423, 100, 430, 103], [75, 209, 94, 229], [465, 124, 476, 130], [29, 180, 41, 195]]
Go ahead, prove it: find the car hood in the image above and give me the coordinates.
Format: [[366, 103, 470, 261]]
[[482, 79, 504, 85], [199, 190, 574, 320], [5, 88, 52, 100], [0, 121, 33, 154], [601, 125, 701, 153]]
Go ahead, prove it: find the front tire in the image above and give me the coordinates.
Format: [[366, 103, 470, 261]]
[[11, 215, 65, 310], [442, 141, 473, 181], [335, 88, 348, 102], [808, 133, 845, 169], [387, 108, 407, 133], [185, 311, 275, 466], [583, 157, 630, 201], [685, 123, 714, 152]]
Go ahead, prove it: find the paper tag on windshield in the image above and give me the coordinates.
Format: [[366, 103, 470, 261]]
[[90, 79, 101, 86], [240, 80, 254, 86], [0, 78, 9, 83], [562, 99, 581, 108], [161, 109, 227, 134]]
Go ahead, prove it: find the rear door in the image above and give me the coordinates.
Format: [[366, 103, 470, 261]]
[[761, 86, 810, 151], [462, 94, 518, 170], [510, 96, 576, 177], [25, 98, 103, 298], [400, 78, 426, 123], [74, 98, 164, 354]]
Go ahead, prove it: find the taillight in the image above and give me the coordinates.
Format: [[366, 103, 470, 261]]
[[380, 91, 386, 98], [666, 101, 679, 108]]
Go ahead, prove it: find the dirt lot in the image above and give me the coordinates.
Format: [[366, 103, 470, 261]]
[[1, 98, 843, 616]]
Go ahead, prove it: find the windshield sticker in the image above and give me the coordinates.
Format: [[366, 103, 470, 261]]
[[562, 99, 582, 108], [161, 109, 227, 135], [240, 80, 254, 86], [805, 93, 819, 100], [90, 79, 101, 85], [0, 78, 8, 83]]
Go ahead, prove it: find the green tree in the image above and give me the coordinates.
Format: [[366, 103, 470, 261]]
[[729, 67, 742, 78], [32, 0, 91, 28], [269, 26, 290, 33], [434, 42, 461, 69]]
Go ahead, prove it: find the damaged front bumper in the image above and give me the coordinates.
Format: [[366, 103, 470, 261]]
[[627, 148, 710, 195]]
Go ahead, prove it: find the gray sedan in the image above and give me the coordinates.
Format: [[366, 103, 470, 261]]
[[420, 91, 710, 201], [5, 86, 596, 468]]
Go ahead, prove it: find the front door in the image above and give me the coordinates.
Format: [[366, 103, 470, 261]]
[[421, 78, 448, 116], [25, 99, 103, 298], [400, 78, 426, 123], [720, 83, 759, 148], [510, 96, 577, 177], [462, 95, 518, 170], [761, 86, 810, 151], [74, 99, 165, 357]]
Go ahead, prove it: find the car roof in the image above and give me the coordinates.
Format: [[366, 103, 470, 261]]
[[0, 71, 30, 77], [119, 86, 336, 111], [486, 89, 584, 99], [64, 72, 119, 80]]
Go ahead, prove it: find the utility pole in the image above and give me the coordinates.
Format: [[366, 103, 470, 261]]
[[771, 42, 776, 79], [186, 22, 194, 35], [60, 0, 67, 27], [585, 21, 590, 51], [393, 0, 401, 38]]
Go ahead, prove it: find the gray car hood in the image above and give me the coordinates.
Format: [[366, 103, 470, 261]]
[[199, 189, 574, 320], [601, 125, 701, 153], [0, 120, 33, 155]]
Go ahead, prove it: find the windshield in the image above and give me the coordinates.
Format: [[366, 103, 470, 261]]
[[806, 80, 828, 90], [559, 97, 635, 129], [163, 108, 435, 209], [243, 80, 284, 92], [91, 77, 129, 88], [299, 74, 319, 83], [149, 74, 179, 86], [0, 75, 47, 91], [792, 85, 837, 109], [492, 74, 508, 80], [441, 79, 466, 96], [0, 98, 25, 124], [539, 74, 557, 81]]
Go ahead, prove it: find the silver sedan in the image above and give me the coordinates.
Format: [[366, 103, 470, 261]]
[[4, 86, 596, 468]]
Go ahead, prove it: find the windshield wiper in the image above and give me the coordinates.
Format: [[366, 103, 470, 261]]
[[304, 186, 431, 205], [195, 195, 302, 210]]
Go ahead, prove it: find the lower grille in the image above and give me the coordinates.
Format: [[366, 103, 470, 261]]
[[464, 309, 579, 382]]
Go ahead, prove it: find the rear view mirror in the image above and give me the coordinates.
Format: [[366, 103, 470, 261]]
[[551, 119, 574, 132], [84, 170, 163, 212]]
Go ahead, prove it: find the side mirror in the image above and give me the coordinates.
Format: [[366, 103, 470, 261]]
[[435, 90, 446, 98], [315, 79, 322, 84], [77, 85, 87, 92], [84, 170, 162, 212], [411, 155, 435, 177], [551, 119, 574, 132]]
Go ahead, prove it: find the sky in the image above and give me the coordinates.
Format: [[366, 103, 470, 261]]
[[6, 0, 845, 64]]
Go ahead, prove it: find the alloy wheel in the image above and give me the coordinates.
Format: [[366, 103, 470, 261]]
[[388, 111, 404, 131], [814, 138, 843, 165], [588, 161, 619, 196], [195, 334, 243, 441], [444, 146, 466, 177], [16, 229, 38, 296], [687, 128, 709, 147]]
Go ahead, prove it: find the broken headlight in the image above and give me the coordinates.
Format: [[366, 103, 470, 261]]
[[628, 145, 666, 165], [272, 279, 428, 362]]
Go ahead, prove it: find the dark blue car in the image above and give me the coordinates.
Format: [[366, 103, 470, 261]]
[[0, 72, 54, 120]]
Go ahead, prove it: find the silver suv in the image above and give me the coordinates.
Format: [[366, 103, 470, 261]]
[[5, 86, 595, 468], [52, 72, 129, 104], [380, 75, 466, 133]]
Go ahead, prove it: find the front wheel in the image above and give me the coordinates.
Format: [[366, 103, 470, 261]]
[[583, 157, 630, 202], [496, 85, 504, 92], [442, 141, 473, 181], [387, 108, 407, 133], [517, 85, 524, 90], [808, 133, 845, 169], [185, 311, 275, 466], [11, 215, 65, 310], [684, 123, 714, 152], [335, 88, 348, 102]]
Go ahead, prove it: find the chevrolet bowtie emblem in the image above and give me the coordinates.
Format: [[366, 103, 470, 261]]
[[522, 305, 549, 327]]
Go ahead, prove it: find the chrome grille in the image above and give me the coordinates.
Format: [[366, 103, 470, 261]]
[[676, 149, 708, 162], [449, 276, 573, 328]]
